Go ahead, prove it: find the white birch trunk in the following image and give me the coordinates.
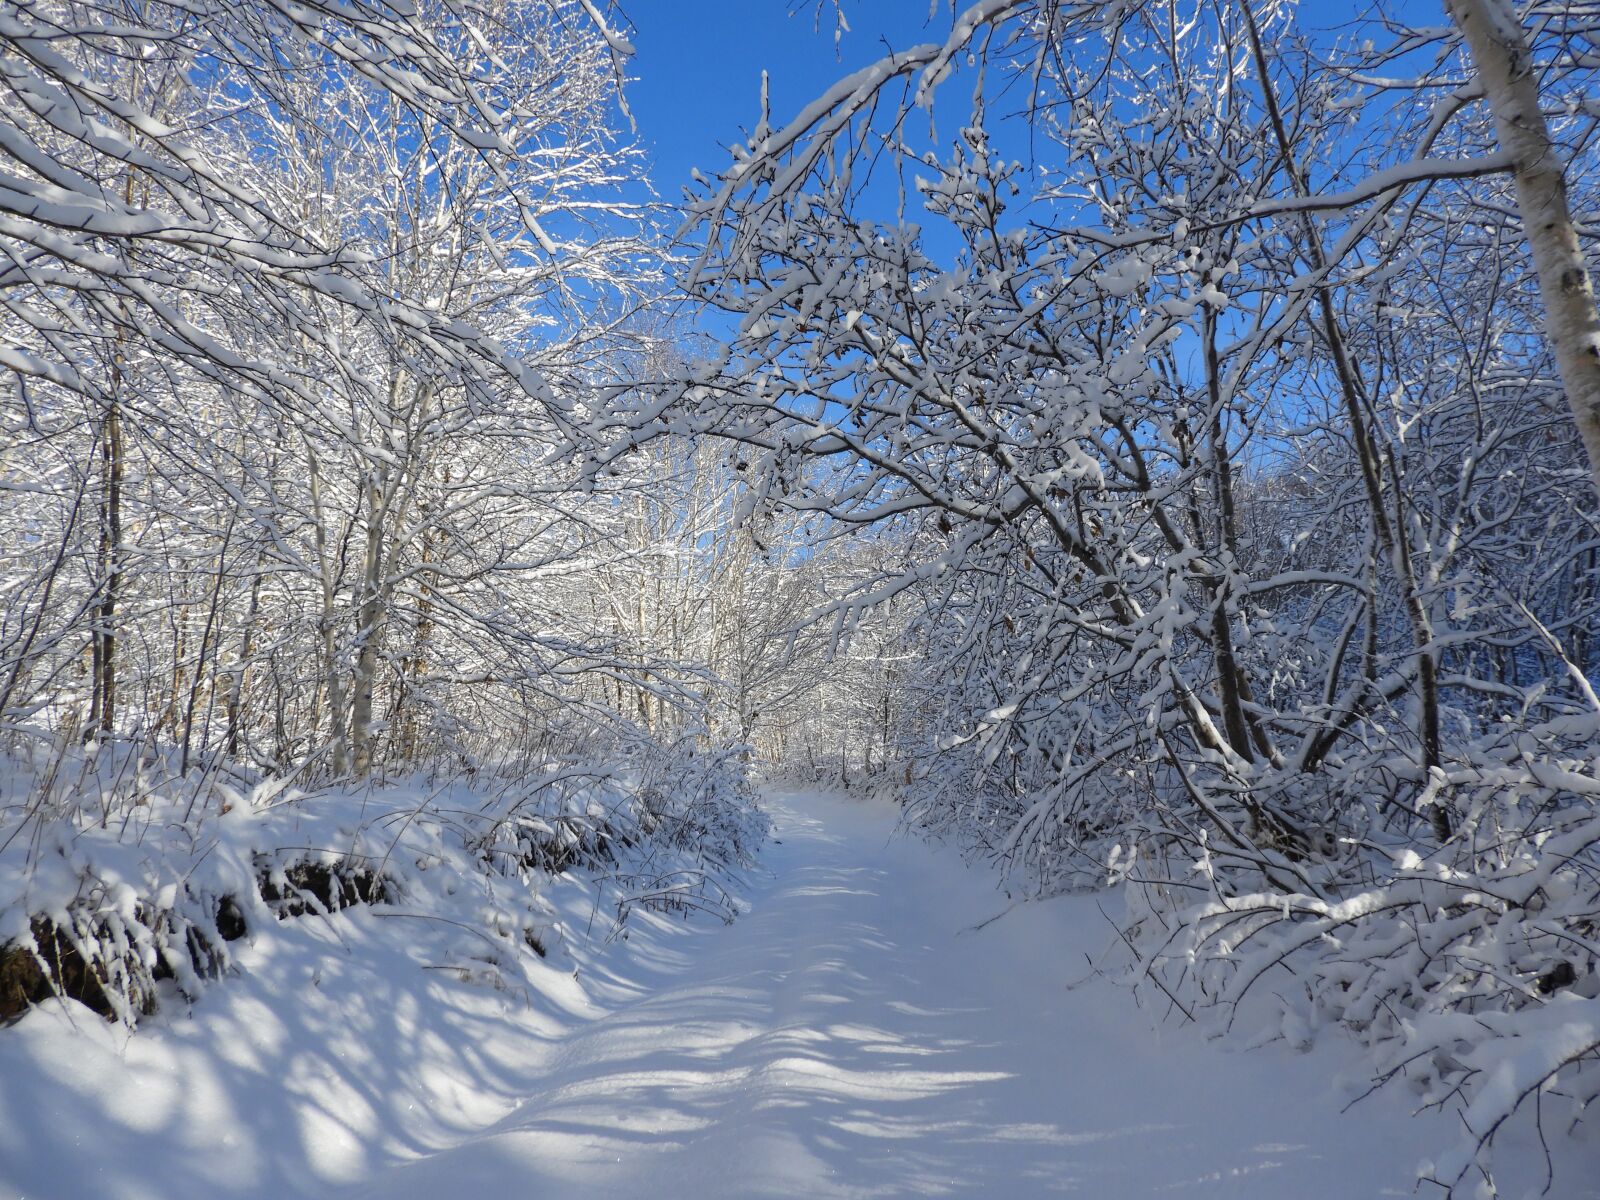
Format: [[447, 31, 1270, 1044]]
[[1446, 0, 1600, 499]]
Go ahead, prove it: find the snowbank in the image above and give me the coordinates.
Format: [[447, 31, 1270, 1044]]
[[0, 739, 765, 1198]]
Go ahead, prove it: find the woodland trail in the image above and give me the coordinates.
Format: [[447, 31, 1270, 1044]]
[[360, 788, 1443, 1199]]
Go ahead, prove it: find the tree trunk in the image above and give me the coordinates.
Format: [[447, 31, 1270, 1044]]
[[226, 561, 264, 759], [305, 442, 349, 776], [1446, 0, 1600, 500], [181, 515, 234, 774], [87, 392, 123, 743], [349, 467, 388, 778], [397, 515, 440, 765], [1242, 2, 1451, 840]]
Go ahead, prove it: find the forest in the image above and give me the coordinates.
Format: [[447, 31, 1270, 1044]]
[[1, 0, 1598, 1196]]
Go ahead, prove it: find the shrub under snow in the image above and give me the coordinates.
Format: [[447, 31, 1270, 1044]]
[[0, 733, 766, 1028], [1106, 717, 1600, 1197]]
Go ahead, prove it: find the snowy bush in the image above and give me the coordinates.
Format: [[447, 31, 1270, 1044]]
[[468, 735, 768, 925], [0, 730, 764, 1027], [1109, 713, 1600, 1195]]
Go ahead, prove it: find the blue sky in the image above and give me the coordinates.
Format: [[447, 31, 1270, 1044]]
[[627, 1, 944, 201], [624, 0, 1448, 205]]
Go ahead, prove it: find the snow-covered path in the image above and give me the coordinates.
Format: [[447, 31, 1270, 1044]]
[[360, 788, 1439, 1199]]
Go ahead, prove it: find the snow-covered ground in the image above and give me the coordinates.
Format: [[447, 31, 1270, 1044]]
[[1, 788, 1588, 1198]]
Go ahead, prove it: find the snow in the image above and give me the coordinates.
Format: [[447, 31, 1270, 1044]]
[[0, 786, 1549, 1200]]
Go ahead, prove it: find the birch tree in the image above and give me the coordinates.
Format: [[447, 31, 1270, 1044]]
[[1444, 0, 1600, 498]]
